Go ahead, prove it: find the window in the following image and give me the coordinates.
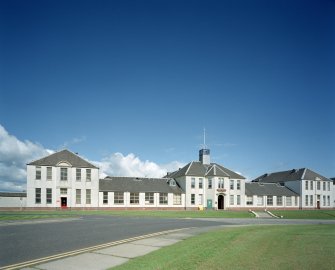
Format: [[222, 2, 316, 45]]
[[246, 196, 253, 205], [218, 178, 224, 189], [46, 188, 52, 204], [191, 178, 195, 188], [47, 167, 52, 180], [191, 194, 195, 205], [76, 169, 81, 181], [208, 178, 212, 189], [86, 189, 91, 204], [169, 179, 176, 186], [35, 188, 41, 204], [130, 192, 139, 204], [86, 169, 91, 182], [327, 196, 330, 206], [36, 166, 41, 180], [199, 178, 203, 189], [310, 181, 313, 190], [114, 192, 124, 204], [267, 196, 273, 206], [305, 195, 309, 206], [305, 181, 308, 190], [60, 188, 67, 195], [323, 182, 326, 191], [76, 189, 81, 204], [237, 180, 241, 190], [230, 195, 234, 205], [277, 196, 283, 206], [159, 193, 168, 205], [145, 192, 154, 205], [173, 194, 181, 205], [198, 194, 203, 205], [257, 196, 264, 206], [60, 168, 68, 181], [328, 182, 330, 191], [295, 196, 298, 206], [103, 192, 108, 204], [323, 195, 326, 206], [230, 180, 234, 190], [236, 195, 241, 205], [310, 195, 313, 206], [286, 197, 292, 206], [317, 181, 321, 190]]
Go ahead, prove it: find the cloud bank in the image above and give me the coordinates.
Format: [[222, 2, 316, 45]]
[[0, 124, 184, 192]]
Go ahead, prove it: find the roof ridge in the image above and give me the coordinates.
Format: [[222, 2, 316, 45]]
[[185, 161, 193, 175]]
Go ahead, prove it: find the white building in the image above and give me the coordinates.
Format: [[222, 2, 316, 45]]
[[252, 168, 334, 209], [26, 150, 99, 208]]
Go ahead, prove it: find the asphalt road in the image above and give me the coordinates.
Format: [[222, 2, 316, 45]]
[[1, 215, 334, 267]]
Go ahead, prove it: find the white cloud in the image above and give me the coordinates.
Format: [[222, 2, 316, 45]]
[[0, 124, 185, 191], [94, 153, 184, 179], [0, 124, 52, 191]]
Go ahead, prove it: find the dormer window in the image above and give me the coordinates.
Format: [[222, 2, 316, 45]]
[[169, 179, 176, 187]]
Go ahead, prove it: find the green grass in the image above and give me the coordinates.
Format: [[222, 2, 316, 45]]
[[0, 210, 253, 220], [271, 210, 335, 219], [111, 225, 335, 270]]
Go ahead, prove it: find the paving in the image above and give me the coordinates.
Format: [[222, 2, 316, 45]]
[[17, 226, 221, 270]]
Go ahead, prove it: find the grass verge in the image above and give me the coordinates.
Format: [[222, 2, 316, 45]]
[[271, 210, 335, 219], [111, 225, 335, 270]]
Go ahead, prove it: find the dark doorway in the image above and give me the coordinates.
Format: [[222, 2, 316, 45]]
[[317, 201, 320, 209], [218, 195, 224, 210], [61, 197, 67, 208]]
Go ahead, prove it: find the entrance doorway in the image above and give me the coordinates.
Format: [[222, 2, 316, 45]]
[[317, 201, 320, 209], [61, 197, 67, 208], [218, 195, 224, 210]]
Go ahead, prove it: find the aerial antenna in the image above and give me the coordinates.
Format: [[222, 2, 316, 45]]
[[203, 128, 207, 149]]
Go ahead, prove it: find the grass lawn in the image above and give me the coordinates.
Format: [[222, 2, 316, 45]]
[[271, 210, 335, 219], [111, 225, 335, 270], [0, 210, 253, 220]]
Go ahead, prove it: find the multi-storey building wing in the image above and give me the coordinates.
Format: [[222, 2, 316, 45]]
[[167, 148, 246, 210], [252, 168, 334, 209], [26, 149, 99, 208]]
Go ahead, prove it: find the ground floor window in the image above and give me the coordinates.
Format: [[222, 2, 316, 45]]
[[230, 195, 234, 205], [46, 188, 52, 204], [35, 188, 41, 204], [246, 196, 253, 205], [159, 193, 168, 205], [86, 189, 91, 204], [305, 195, 309, 206], [145, 192, 154, 205], [76, 189, 81, 204], [236, 195, 241, 205], [198, 194, 203, 205], [257, 196, 263, 206], [173, 194, 181, 205], [295, 196, 298, 206], [103, 192, 108, 204], [191, 194, 195, 205], [277, 196, 283, 206], [286, 196, 292, 206], [130, 192, 139, 204], [267, 196, 273, 206], [310, 195, 313, 206], [114, 192, 124, 204], [327, 196, 330, 206], [323, 195, 326, 206]]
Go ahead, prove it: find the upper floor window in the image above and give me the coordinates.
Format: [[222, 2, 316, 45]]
[[169, 179, 176, 187], [310, 181, 313, 190], [230, 180, 234, 190], [323, 182, 326, 191], [47, 167, 52, 180], [305, 181, 308, 190], [208, 178, 212, 189], [191, 178, 195, 189], [60, 188, 67, 195], [86, 169, 91, 181], [328, 182, 330, 191], [35, 166, 41, 180], [60, 168, 68, 181], [76, 169, 81, 181], [199, 178, 203, 189], [218, 178, 224, 189], [317, 181, 320, 190], [237, 180, 241, 190]]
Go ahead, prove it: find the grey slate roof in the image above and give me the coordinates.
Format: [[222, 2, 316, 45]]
[[0, 192, 27, 197], [252, 168, 331, 183], [100, 177, 184, 194], [27, 149, 98, 169], [245, 183, 298, 196], [167, 161, 245, 179]]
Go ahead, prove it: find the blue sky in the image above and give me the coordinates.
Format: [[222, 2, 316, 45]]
[[0, 0, 334, 191]]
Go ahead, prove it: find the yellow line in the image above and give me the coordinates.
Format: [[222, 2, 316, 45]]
[[1, 228, 190, 270]]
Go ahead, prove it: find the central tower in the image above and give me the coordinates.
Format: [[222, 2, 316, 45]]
[[199, 128, 210, 164]]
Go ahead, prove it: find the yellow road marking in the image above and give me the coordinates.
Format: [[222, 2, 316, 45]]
[[1, 227, 191, 270]]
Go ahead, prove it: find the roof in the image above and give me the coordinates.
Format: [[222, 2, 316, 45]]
[[27, 149, 98, 169], [245, 183, 298, 196], [167, 161, 245, 179], [0, 192, 27, 197], [252, 168, 331, 183], [99, 177, 184, 194]]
